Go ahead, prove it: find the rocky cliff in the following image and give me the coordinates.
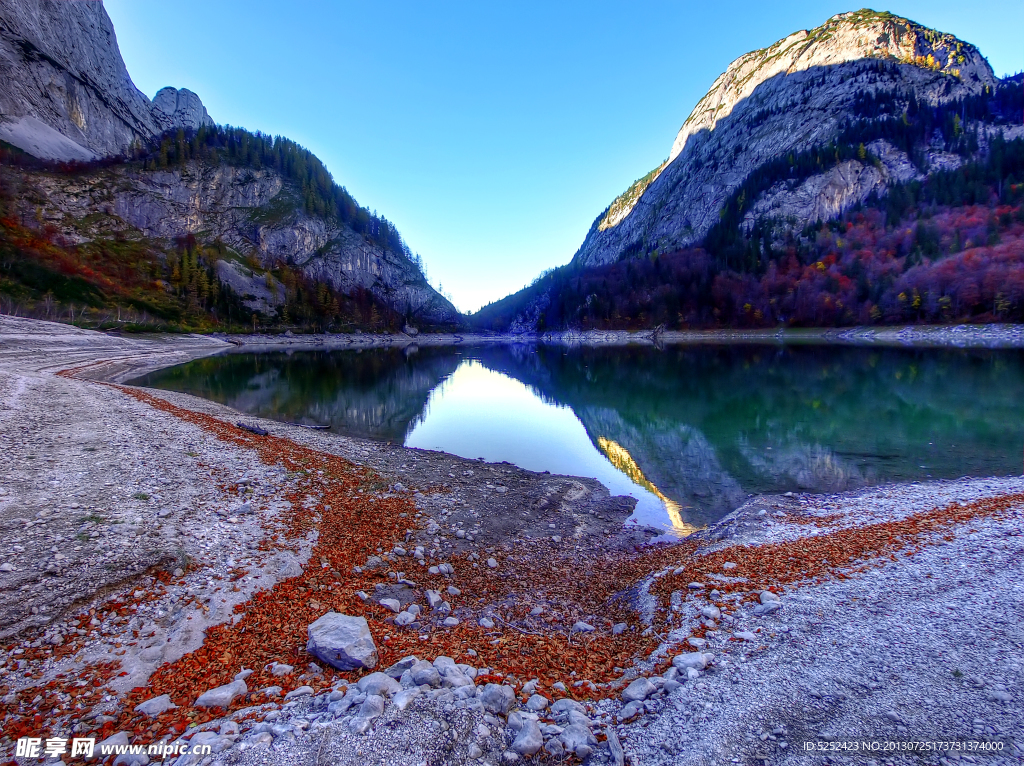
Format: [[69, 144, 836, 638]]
[[15, 158, 459, 324], [0, 0, 458, 327], [575, 9, 997, 268], [0, 0, 212, 161]]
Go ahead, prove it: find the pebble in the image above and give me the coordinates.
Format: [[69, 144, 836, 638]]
[[526, 694, 549, 711], [479, 617, 495, 629], [134, 694, 177, 717], [194, 679, 247, 709], [571, 621, 595, 633], [511, 719, 543, 755], [486, 557, 498, 569], [621, 677, 656, 702], [442, 617, 460, 627]]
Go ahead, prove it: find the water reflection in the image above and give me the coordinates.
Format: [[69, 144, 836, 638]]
[[134, 343, 1024, 532]]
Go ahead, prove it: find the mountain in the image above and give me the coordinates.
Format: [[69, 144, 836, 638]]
[[475, 10, 1024, 332], [0, 0, 458, 331], [0, 0, 211, 160]]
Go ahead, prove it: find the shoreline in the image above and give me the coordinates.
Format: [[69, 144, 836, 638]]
[[1, 316, 1022, 765], [213, 322, 1024, 350]]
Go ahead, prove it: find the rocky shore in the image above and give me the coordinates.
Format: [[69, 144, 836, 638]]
[[217, 323, 1024, 351], [1, 316, 1023, 766]]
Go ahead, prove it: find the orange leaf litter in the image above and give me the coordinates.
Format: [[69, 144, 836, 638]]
[[1, 379, 1021, 754]]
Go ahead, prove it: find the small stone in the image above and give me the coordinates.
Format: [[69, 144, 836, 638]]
[[619, 701, 643, 721], [385, 655, 419, 678], [379, 598, 401, 613], [621, 677, 656, 702], [194, 680, 246, 709], [701, 606, 721, 621], [722, 562, 737, 570], [687, 637, 707, 649], [442, 617, 460, 627], [285, 686, 313, 699], [134, 694, 177, 717], [687, 582, 704, 590], [271, 663, 294, 677], [411, 661, 441, 688], [525, 693, 549, 711], [571, 621, 595, 633], [426, 589, 444, 609], [395, 611, 416, 626], [447, 586, 462, 596], [486, 558, 498, 569], [759, 591, 781, 604], [735, 630, 758, 642], [468, 743, 483, 759], [0, 563, 15, 572], [511, 720, 543, 756], [479, 617, 495, 629], [672, 652, 708, 671], [479, 683, 515, 715], [357, 672, 401, 697], [611, 622, 627, 635]]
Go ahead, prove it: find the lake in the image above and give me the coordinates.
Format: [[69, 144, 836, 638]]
[[133, 343, 1024, 535]]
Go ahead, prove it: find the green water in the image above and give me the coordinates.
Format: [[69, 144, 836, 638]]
[[134, 343, 1024, 531]]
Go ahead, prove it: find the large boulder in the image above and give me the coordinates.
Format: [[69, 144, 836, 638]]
[[306, 613, 378, 670]]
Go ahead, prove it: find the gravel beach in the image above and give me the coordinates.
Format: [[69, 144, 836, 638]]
[[1, 316, 1022, 766]]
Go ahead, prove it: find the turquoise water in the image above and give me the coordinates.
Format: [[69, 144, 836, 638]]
[[133, 343, 1024, 534]]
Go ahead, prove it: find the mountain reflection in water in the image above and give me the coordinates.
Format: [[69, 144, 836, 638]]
[[133, 343, 1024, 533]]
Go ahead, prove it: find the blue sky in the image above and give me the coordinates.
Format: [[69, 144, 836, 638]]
[[105, 1, 1022, 313]]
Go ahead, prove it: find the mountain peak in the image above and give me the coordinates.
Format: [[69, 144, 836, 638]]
[[669, 9, 994, 163]]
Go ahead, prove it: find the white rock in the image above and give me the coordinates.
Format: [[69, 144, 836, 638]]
[[486, 558, 498, 569], [379, 598, 401, 613], [621, 677, 656, 702], [672, 652, 707, 671], [194, 680, 247, 709], [511, 719, 543, 755], [134, 694, 177, 717], [525, 693, 549, 711], [306, 613, 378, 670]]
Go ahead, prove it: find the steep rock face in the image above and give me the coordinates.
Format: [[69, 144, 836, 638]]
[[576, 10, 995, 268], [0, 0, 211, 160], [23, 161, 460, 324], [740, 138, 923, 231]]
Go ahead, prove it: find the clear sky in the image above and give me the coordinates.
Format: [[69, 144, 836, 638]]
[[104, 1, 1022, 313]]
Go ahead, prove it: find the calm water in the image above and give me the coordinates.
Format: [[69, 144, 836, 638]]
[[133, 344, 1024, 535]]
